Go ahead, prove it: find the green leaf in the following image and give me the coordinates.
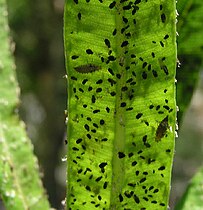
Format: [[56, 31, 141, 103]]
[[0, 1, 51, 209], [174, 167, 203, 210], [177, 0, 203, 56], [64, 0, 177, 209], [176, 0, 203, 122]]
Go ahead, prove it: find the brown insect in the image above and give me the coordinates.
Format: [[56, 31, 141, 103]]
[[155, 116, 169, 142], [74, 64, 101, 73]]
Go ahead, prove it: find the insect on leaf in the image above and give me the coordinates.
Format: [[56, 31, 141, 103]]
[[155, 116, 169, 142], [74, 64, 101, 74]]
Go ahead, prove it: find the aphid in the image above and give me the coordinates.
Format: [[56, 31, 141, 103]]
[[74, 64, 101, 73], [155, 116, 169, 141]]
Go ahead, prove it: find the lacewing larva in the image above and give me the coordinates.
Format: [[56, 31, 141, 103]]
[[74, 64, 101, 73], [155, 116, 169, 142]]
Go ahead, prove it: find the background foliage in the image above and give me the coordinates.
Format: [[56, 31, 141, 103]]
[[6, 0, 66, 209], [0, 0, 51, 209]]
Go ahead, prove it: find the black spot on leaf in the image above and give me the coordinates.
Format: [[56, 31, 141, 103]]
[[109, 1, 116, 9], [121, 41, 129, 47], [71, 55, 79, 60], [118, 152, 125, 158], [121, 86, 128, 91], [132, 161, 137, 166], [99, 162, 107, 168], [122, 16, 128, 23], [96, 79, 103, 84], [82, 79, 88, 85], [160, 41, 164, 47], [93, 109, 100, 114], [123, 4, 132, 10], [103, 182, 108, 189], [104, 39, 111, 48], [71, 76, 77, 81], [152, 70, 158, 77], [86, 49, 93, 54], [112, 29, 117, 36], [140, 177, 146, 183], [96, 88, 102, 93], [108, 68, 114, 76], [95, 176, 102, 182], [142, 62, 147, 68], [136, 113, 143, 119], [91, 95, 96, 103], [161, 13, 166, 23], [110, 91, 116, 96], [76, 138, 82, 144], [119, 194, 123, 202], [108, 55, 116, 61], [158, 166, 166, 170], [120, 102, 127, 107], [106, 107, 110, 113], [164, 34, 169, 39], [133, 195, 140, 204], [86, 186, 91, 191], [108, 78, 116, 86]]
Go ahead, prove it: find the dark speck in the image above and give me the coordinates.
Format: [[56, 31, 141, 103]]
[[118, 152, 125, 158], [99, 162, 107, 168], [86, 49, 93, 54], [104, 39, 111, 48], [103, 182, 108, 189], [109, 1, 116, 9], [78, 12, 81, 20], [120, 102, 127, 107], [119, 194, 123, 202], [121, 41, 129, 47], [136, 113, 143, 119], [158, 166, 165, 170], [133, 195, 140, 204]]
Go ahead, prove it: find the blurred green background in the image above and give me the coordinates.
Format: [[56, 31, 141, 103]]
[[7, 0, 66, 209], [5, 0, 203, 209]]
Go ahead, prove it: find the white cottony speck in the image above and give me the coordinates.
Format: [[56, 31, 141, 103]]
[[176, 123, 178, 130], [61, 198, 66, 206], [65, 117, 68, 124], [175, 131, 178, 138], [61, 156, 67, 162]]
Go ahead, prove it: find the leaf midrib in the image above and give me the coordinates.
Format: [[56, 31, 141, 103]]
[[110, 2, 127, 208]]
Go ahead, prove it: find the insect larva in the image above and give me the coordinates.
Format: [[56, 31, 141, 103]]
[[74, 64, 101, 73], [155, 116, 169, 142]]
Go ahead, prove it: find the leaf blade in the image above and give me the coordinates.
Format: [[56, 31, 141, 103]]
[[64, 0, 177, 209]]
